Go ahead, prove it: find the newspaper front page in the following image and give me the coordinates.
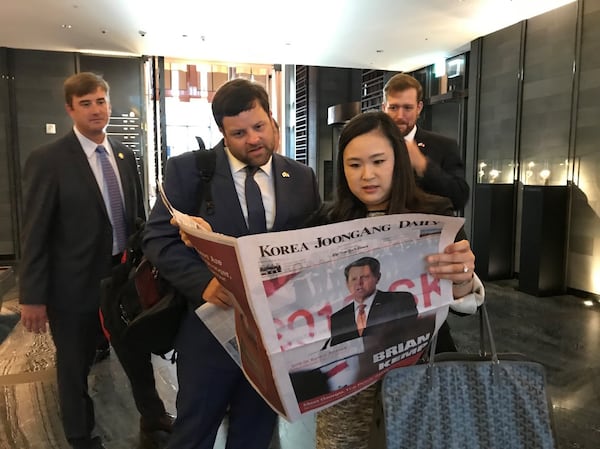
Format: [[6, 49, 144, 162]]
[[163, 189, 463, 420]]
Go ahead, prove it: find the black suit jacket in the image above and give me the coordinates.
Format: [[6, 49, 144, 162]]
[[414, 127, 469, 210], [329, 290, 418, 347], [143, 141, 321, 310], [19, 130, 145, 313]]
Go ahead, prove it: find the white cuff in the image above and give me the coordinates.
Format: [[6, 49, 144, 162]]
[[449, 273, 485, 315]]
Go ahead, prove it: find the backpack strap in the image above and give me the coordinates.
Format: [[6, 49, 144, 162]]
[[195, 148, 217, 215]]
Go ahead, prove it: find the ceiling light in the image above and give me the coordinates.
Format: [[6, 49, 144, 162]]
[[61, 24, 72, 29]]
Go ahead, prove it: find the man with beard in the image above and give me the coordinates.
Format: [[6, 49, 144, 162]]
[[143, 78, 321, 449], [382, 73, 469, 211]]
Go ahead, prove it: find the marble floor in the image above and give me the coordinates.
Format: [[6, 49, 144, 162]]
[[0, 279, 599, 448]]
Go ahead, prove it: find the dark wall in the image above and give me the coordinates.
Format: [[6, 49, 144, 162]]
[[468, 23, 523, 279], [0, 49, 75, 260], [306, 67, 362, 199], [12, 50, 75, 170], [430, 102, 461, 144], [0, 49, 15, 257], [569, 0, 600, 292], [468, 0, 600, 294], [519, 4, 576, 170], [477, 23, 522, 168]]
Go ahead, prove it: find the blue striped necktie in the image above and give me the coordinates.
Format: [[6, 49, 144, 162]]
[[96, 145, 127, 253], [245, 165, 267, 234]]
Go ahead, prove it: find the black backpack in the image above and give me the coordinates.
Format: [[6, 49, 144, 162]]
[[100, 148, 217, 358]]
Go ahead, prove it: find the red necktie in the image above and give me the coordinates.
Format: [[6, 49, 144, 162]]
[[357, 303, 367, 336]]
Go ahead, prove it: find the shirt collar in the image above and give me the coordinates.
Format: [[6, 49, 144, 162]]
[[356, 290, 377, 312], [404, 125, 417, 141], [74, 126, 109, 159], [225, 146, 273, 178]]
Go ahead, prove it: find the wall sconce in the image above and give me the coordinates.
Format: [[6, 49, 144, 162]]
[[540, 169, 551, 185], [478, 161, 487, 183], [489, 169, 500, 183]]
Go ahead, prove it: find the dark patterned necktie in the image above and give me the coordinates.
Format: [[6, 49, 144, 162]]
[[245, 166, 267, 234], [96, 145, 127, 252]]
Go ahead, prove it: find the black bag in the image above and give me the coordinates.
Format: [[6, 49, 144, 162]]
[[100, 220, 182, 356], [99, 148, 217, 357]]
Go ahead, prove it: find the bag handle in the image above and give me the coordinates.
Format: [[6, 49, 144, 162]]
[[427, 303, 499, 367]]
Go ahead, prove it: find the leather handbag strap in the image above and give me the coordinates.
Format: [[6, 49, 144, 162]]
[[427, 303, 498, 365]]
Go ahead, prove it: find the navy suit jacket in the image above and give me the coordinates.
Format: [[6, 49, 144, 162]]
[[414, 127, 469, 210], [329, 290, 419, 347], [143, 141, 321, 310], [19, 130, 145, 313]]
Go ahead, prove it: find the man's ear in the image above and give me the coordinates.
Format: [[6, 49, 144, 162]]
[[417, 101, 424, 116]]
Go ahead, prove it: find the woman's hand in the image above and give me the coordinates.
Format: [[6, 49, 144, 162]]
[[170, 216, 212, 248], [425, 239, 475, 297]]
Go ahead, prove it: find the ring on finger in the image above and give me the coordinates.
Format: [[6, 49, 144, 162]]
[[462, 264, 469, 273]]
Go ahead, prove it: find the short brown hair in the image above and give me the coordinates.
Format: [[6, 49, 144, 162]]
[[64, 72, 109, 107], [383, 73, 423, 102], [212, 78, 270, 129], [344, 257, 381, 281]]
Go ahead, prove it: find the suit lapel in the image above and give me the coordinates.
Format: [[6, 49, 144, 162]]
[[340, 303, 360, 339], [211, 146, 248, 234], [271, 154, 293, 230], [65, 131, 109, 220], [414, 128, 428, 153], [366, 291, 385, 327]]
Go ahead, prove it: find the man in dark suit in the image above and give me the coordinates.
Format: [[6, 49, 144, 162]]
[[382, 73, 469, 211], [330, 257, 420, 347], [143, 79, 321, 449], [19, 72, 171, 449]]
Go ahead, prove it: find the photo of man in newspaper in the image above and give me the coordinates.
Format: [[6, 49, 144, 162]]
[[329, 256, 419, 346], [289, 256, 435, 405]]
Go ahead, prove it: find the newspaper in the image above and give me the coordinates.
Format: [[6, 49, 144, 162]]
[[159, 185, 464, 421]]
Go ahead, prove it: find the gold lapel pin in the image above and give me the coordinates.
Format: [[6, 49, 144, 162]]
[[281, 171, 290, 178], [118, 152, 124, 159]]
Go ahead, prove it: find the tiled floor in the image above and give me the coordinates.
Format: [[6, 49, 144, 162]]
[[0, 279, 599, 448]]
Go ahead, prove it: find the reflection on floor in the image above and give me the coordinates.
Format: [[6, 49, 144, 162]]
[[0, 279, 599, 448]]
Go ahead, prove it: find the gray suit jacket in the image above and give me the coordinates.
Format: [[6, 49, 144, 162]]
[[19, 130, 145, 313], [143, 141, 321, 309]]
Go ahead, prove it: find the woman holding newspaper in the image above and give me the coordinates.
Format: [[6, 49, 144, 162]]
[[176, 111, 484, 448], [310, 111, 484, 449]]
